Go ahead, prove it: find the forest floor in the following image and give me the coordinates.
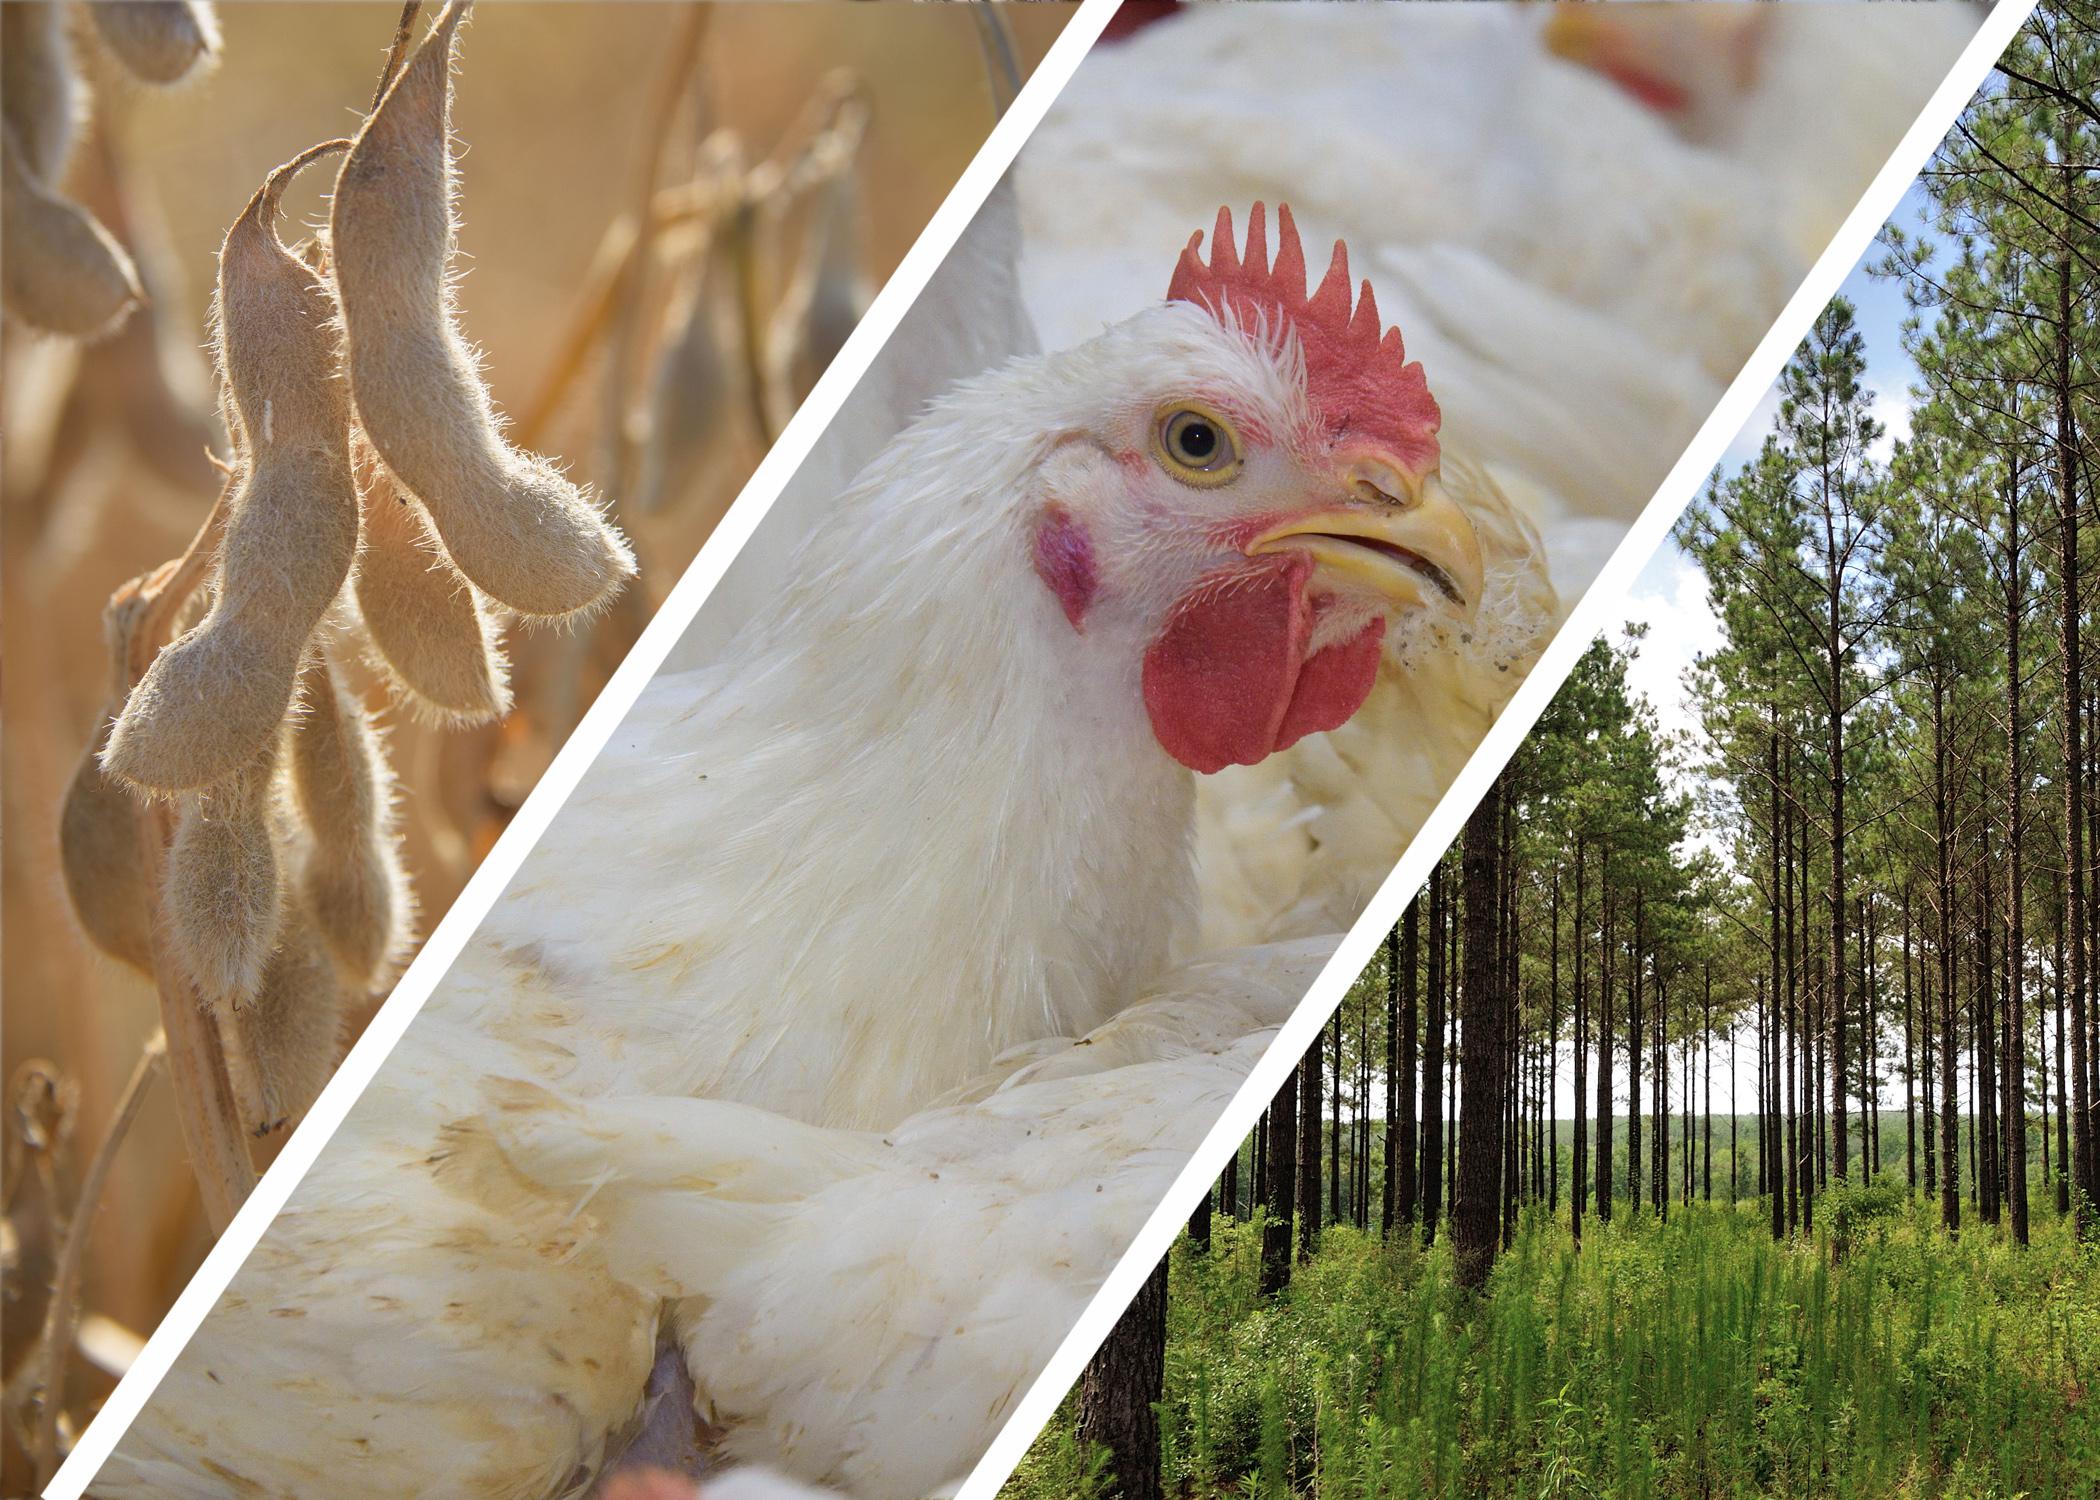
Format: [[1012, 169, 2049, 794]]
[[1004, 1195, 2100, 1500]]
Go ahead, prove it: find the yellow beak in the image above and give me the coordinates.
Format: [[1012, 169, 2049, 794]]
[[1543, 5, 1767, 102], [1541, 5, 1617, 69], [1246, 469, 1484, 618]]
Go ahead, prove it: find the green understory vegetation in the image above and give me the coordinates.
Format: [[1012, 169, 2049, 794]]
[[1004, 1199, 2100, 1500]]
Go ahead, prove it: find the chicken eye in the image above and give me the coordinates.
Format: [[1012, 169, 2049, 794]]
[[1153, 404, 1243, 487]]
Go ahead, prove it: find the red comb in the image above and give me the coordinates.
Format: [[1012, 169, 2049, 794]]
[[1167, 202, 1440, 473]]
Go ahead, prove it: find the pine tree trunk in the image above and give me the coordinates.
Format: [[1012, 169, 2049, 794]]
[[1253, 1113, 1267, 1216], [1597, 856, 1616, 1225], [1798, 747, 1818, 1227], [1573, 840, 1588, 1246], [1990, 461, 2027, 1233], [1501, 799, 1520, 1248], [1979, 854, 2001, 1225], [1385, 922, 1403, 1233], [2059, 243, 2094, 1238], [1935, 669, 1960, 1231], [1361, 1000, 1375, 1231], [1770, 730, 1786, 1237], [1654, 973, 1668, 1222], [1297, 1040, 1322, 1263], [1923, 967, 1937, 1198], [1819, 417, 1852, 1187], [2087, 679, 2100, 1222], [1330, 1009, 1342, 1228], [1759, 975, 1771, 1204], [1550, 866, 1562, 1213], [1630, 893, 1645, 1215], [1260, 1063, 1297, 1296], [1704, 960, 1714, 1202], [1079, 1255, 1168, 1500], [1449, 894, 1461, 1221], [2059, 871, 2072, 1216], [1905, 887, 1917, 1193], [1787, 745, 1804, 1233], [2041, 933, 2053, 1209], [1421, 862, 1447, 1247], [1454, 779, 1508, 1292], [1398, 904, 1420, 1229]]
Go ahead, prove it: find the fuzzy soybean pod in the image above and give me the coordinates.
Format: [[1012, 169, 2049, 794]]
[[59, 716, 155, 974], [164, 751, 284, 1009], [1, 1, 79, 182], [288, 654, 413, 986], [101, 146, 360, 792], [237, 917, 347, 1132], [63, 598, 156, 973], [331, 1, 635, 621], [86, 1, 223, 87], [2, 124, 143, 339], [353, 466, 513, 723]]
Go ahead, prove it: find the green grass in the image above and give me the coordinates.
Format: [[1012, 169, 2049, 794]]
[[1003, 1198, 2100, 1500]]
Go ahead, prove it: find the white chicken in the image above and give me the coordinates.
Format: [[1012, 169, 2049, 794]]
[[1539, 0, 1985, 260], [95, 201, 1511, 1499], [1021, 3, 1979, 413]]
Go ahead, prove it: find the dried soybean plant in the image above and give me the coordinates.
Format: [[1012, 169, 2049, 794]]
[[57, 0, 633, 1231], [1, 0, 219, 340], [2, 1037, 160, 1489], [599, 5, 1016, 510], [520, 48, 878, 524]]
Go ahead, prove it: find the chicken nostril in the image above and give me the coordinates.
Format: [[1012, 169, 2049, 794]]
[[1350, 476, 1407, 508]]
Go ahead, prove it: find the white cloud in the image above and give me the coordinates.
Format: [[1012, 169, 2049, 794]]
[[1619, 542, 1726, 748], [1716, 374, 1913, 472], [1869, 388, 1913, 463]]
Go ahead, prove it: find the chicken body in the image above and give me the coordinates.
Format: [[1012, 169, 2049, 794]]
[[1542, 1, 1982, 260], [103, 934, 1326, 1500]]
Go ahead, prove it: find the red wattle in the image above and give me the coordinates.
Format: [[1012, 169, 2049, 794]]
[[1277, 615, 1386, 751], [1143, 555, 1309, 774], [1141, 555, 1383, 774]]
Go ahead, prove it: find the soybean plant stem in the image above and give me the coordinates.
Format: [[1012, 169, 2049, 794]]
[[972, 6, 1023, 119], [28, 1032, 165, 1487], [370, 2, 423, 111], [602, 1, 712, 505]]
